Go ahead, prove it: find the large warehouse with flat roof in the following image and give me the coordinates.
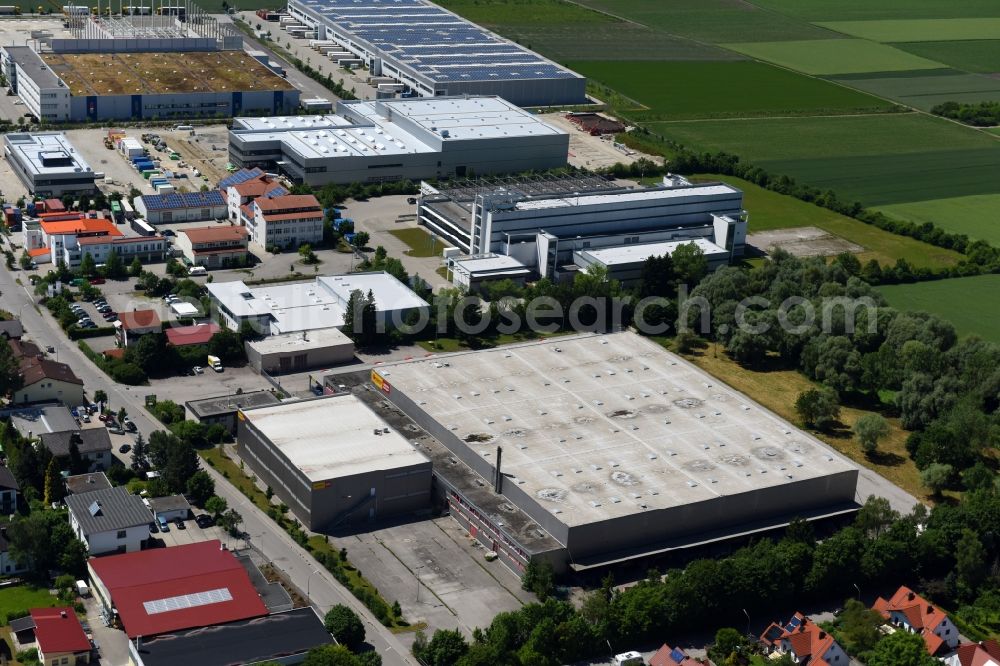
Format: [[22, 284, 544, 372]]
[[228, 96, 568, 186], [287, 0, 585, 106], [2, 46, 297, 121], [371, 332, 860, 573], [237, 394, 432, 530]]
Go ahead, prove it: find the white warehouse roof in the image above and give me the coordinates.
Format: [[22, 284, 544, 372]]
[[579, 238, 728, 267], [241, 394, 429, 480], [4, 133, 94, 177], [513, 183, 742, 212]]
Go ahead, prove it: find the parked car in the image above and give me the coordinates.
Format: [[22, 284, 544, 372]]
[[175, 518, 186, 530], [191, 366, 203, 375], [195, 514, 214, 529], [81, 413, 91, 423], [45, 345, 55, 353], [157, 516, 169, 532], [149, 520, 159, 534], [118, 444, 131, 454]]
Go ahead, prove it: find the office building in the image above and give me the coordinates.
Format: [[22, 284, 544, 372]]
[[134, 191, 228, 224], [176, 225, 249, 268], [245, 194, 323, 248], [4, 133, 102, 197]]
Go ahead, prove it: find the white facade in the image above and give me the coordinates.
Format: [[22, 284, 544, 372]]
[[133, 193, 227, 225], [1, 46, 71, 122], [68, 513, 148, 555], [247, 195, 323, 248], [229, 96, 568, 186], [4, 133, 101, 197], [887, 610, 960, 652]]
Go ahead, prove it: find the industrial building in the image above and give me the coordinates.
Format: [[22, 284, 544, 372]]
[[134, 191, 227, 224], [370, 332, 860, 573], [4, 133, 101, 197], [246, 327, 355, 374], [88, 540, 269, 638], [422, 174, 747, 286], [228, 96, 568, 186], [185, 390, 281, 436], [207, 272, 429, 336], [1, 46, 298, 122], [286, 0, 585, 106], [237, 394, 432, 531]]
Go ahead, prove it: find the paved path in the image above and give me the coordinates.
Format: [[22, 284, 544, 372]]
[[0, 265, 417, 666]]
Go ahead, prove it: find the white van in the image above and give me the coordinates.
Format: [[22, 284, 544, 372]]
[[175, 124, 194, 131], [614, 653, 644, 666], [188, 266, 207, 276]]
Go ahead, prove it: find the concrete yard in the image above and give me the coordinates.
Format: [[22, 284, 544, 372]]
[[542, 112, 646, 170], [747, 226, 865, 258]]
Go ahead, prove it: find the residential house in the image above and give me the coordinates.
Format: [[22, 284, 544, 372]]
[[244, 194, 323, 248], [0, 320, 24, 339], [650, 643, 704, 666], [946, 640, 1000, 666], [28, 607, 91, 665], [14, 357, 85, 406], [40, 429, 113, 472], [64, 472, 112, 496], [115, 310, 161, 347], [0, 465, 19, 514], [65, 486, 151, 555], [760, 612, 849, 666], [0, 526, 27, 575], [176, 226, 249, 268], [874, 586, 960, 656]]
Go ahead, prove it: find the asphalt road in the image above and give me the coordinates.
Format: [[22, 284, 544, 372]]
[[0, 265, 417, 666]]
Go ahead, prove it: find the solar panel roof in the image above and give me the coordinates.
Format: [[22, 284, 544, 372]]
[[292, 0, 583, 84], [218, 167, 265, 190], [140, 191, 225, 210]]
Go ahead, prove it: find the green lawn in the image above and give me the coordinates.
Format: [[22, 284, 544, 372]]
[[877, 194, 1000, 245], [817, 18, 1000, 42], [0, 586, 58, 621], [694, 174, 962, 268], [433, 0, 607, 26], [723, 39, 946, 75], [387, 228, 441, 258], [572, 0, 838, 43], [830, 69, 1000, 111], [750, 0, 1000, 21], [892, 40, 1000, 74], [878, 275, 1000, 343], [568, 60, 891, 120], [649, 114, 1000, 205]]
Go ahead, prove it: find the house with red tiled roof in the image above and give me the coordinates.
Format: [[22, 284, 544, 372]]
[[114, 309, 161, 347], [650, 643, 704, 666], [21, 607, 92, 665], [165, 322, 220, 347], [225, 171, 288, 221], [246, 194, 323, 248], [945, 640, 1000, 666], [14, 356, 85, 407], [873, 586, 959, 656], [176, 225, 249, 268], [760, 612, 848, 666]]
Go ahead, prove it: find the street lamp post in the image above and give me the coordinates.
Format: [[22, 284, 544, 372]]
[[853, 583, 861, 600], [306, 567, 322, 602], [743, 608, 751, 638]]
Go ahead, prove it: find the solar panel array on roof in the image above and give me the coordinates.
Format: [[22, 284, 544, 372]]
[[141, 191, 225, 210], [292, 0, 582, 84], [143, 588, 234, 615], [218, 167, 265, 190], [670, 648, 686, 664]]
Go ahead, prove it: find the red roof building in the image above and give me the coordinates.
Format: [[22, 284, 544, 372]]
[[165, 322, 221, 347], [650, 643, 703, 666], [873, 586, 959, 655], [115, 310, 161, 347], [947, 640, 1000, 666], [87, 540, 268, 638], [247, 194, 323, 248], [760, 612, 847, 666], [30, 607, 91, 663]]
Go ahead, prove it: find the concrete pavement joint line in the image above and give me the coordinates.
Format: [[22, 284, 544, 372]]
[[430, 519, 527, 605], [374, 538, 457, 618]]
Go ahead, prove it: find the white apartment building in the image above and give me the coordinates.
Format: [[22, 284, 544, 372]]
[[245, 193, 323, 248]]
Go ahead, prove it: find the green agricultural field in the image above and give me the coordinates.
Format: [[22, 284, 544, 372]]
[[878, 275, 1000, 343], [435, 0, 736, 61], [572, 0, 837, 43], [877, 194, 1000, 245], [568, 61, 892, 120], [816, 18, 1000, 42], [892, 41, 1000, 74], [750, 0, 1000, 21], [649, 114, 1000, 205], [830, 69, 1000, 111], [693, 174, 961, 269], [723, 39, 946, 75]]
